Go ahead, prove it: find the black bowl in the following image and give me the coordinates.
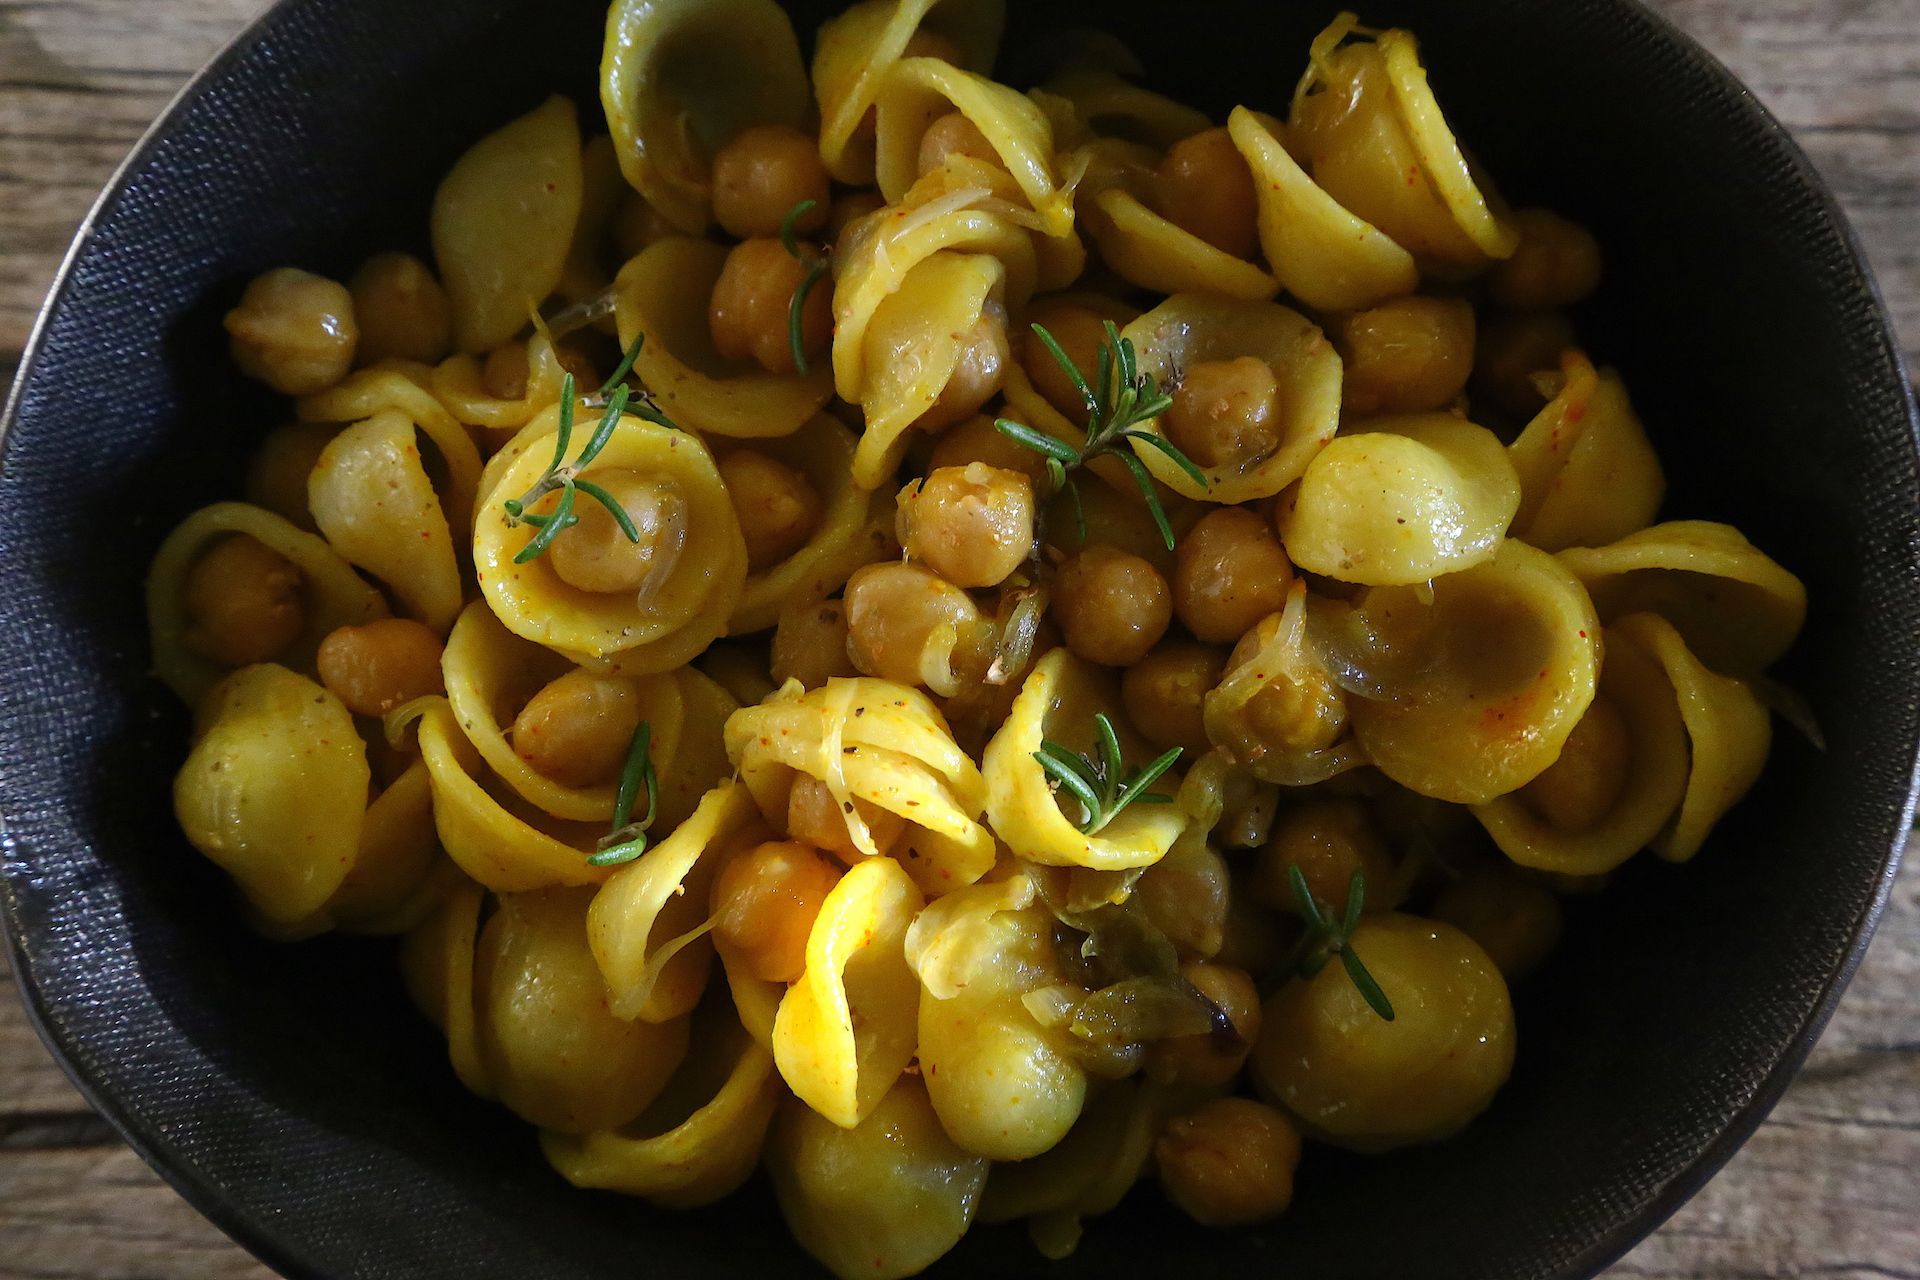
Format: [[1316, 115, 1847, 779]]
[[3, 1, 1916, 1276]]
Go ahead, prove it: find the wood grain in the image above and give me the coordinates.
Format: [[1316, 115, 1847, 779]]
[[1, 1, 1916, 1278]]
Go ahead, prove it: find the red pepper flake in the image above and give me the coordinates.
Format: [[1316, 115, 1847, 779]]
[[1578, 630, 1587, 639]]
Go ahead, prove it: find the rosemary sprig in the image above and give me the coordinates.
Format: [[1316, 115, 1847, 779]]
[[779, 199, 831, 376], [993, 321, 1208, 551], [1286, 865, 1395, 1022], [501, 333, 676, 564], [1034, 712, 1181, 836], [586, 721, 658, 867]]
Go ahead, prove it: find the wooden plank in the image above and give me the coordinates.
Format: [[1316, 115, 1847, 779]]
[[0, 949, 91, 1117]]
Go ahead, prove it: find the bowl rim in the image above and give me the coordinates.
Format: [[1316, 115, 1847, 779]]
[[2, 1, 1916, 1278]]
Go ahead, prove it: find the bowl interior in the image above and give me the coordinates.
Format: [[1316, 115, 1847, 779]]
[[2, 1, 1916, 1277]]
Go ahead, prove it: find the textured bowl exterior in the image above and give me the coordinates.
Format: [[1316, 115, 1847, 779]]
[[2, 1, 1916, 1277]]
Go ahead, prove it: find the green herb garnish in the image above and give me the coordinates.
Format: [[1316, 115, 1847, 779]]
[[1287, 865, 1395, 1022], [779, 199, 831, 376], [1034, 712, 1182, 836], [993, 320, 1208, 551], [586, 721, 658, 867]]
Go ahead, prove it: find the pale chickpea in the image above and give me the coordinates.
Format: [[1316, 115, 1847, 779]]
[[1226, 612, 1349, 755], [1024, 300, 1118, 421], [1474, 310, 1575, 417], [612, 190, 677, 261], [1520, 696, 1631, 832], [1155, 127, 1259, 260], [1155, 1098, 1301, 1227], [786, 773, 908, 860], [1051, 545, 1170, 666], [842, 561, 994, 694], [1432, 871, 1564, 981], [482, 340, 531, 400], [712, 124, 831, 240], [181, 534, 305, 667], [1162, 356, 1283, 471], [915, 304, 1009, 433], [711, 839, 843, 982], [315, 618, 446, 718], [771, 597, 859, 689], [1254, 798, 1397, 916], [1488, 208, 1603, 311], [1174, 507, 1293, 645], [925, 413, 1051, 487], [827, 190, 886, 242], [896, 463, 1035, 588], [917, 111, 999, 176], [224, 267, 358, 396], [1121, 642, 1226, 755], [244, 422, 336, 531], [719, 450, 823, 572], [542, 468, 685, 596], [709, 238, 831, 375], [348, 252, 452, 365], [1333, 296, 1476, 415], [1136, 843, 1231, 960], [510, 669, 642, 787], [1148, 963, 1262, 1087]]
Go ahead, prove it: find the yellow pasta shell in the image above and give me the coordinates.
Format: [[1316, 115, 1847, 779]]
[[297, 364, 483, 539], [321, 759, 454, 937], [1043, 69, 1210, 147], [399, 876, 493, 1097], [1202, 584, 1369, 787], [146, 501, 387, 705], [428, 332, 574, 442], [1509, 354, 1666, 552], [1084, 185, 1278, 301]]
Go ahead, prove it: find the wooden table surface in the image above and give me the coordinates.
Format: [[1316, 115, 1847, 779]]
[[2, 1, 1917, 1276]]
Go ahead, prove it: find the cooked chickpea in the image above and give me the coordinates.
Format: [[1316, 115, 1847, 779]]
[[1255, 798, 1397, 916], [712, 124, 831, 240], [612, 190, 676, 261], [1162, 356, 1283, 471], [1432, 871, 1564, 981], [1474, 310, 1576, 417], [915, 304, 1009, 433], [896, 463, 1035, 588], [1122, 642, 1226, 755], [772, 598, 858, 688], [917, 111, 999, 176], [1216, 894, 1289, 980], [1148, 963, 1262, 1087], [542, 468, 685, 596], [719, 451, 823, 572], [1155, 1098, 1301, 1226], [1051, 545, 1170, 666], [224, 267, 358, 396], [827, 190, 886, 242], [1023, 300, 1119, 421], [709, 238, 831, 375], [1136, 843, 1231, 961], [1173, 507, 1293, 645], [786, 774, 908, 860], [711, 839, 842, 982], [842, 561, 993, 694], [1488, 208, 1603, 311], [1155, 127, 1259, 260], [926, 413, 1051, 487], [482, 340, 531, 399], [1520, 696, 1631, 832], [315, 619, 445, 718], [244, 422, 336, 531], [1226, 612, 1349, 754], [1332, 296, 1476, 415], [509, 669, 642, 787], [348, 252, 452, 365], [181, 534, 305, 667]]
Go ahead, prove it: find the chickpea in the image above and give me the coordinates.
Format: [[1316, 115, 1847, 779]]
[[483, 340, 531, 400], [224, 267, 358, 396], [711, 839, 842, 982], [1148, 963, 1262, 1087], [719, 451, 823, 572], [315, 618, 446, 718], [709, 238, 832, 375], [1155, 127, 1259, 260], [1051, 545, 1170, 666], [348, 252, 452, 365], [1520, 696, 1631, 832], [1216, 893, 1289, 980], [181, 534, 305, 667], [1225, 611, 1349, 754], [896, 463, 1035, 588], [827, 190, 886, 242], [842, 561, 994, 695], [1173, 507, 1293, 645], [786, 774, 908, 860], [712, 124, 831, 240], [1488, 208, 1603, 311], [1122, 642, 1226, 755], [1332, 296, 1476, 415], [543, 468, 685, 596], [510, 669, 642, 787], [1162, 356, 1283, 471], [1432, 871, 1564, 981], [1255, 798, 1398, 917], [244, 422, 336, 531], [917, 111, 999, 177], [915, 304, 1009, 433], [612, 190, 676, 261], [1474, 310, 1576, 417], [1023, 299, 1120, 421], [772, 597, 859, 688], [1135, 842, 1231, 961], [1155, 1098, 1301, 1226], [926, 413, 1051, 487]]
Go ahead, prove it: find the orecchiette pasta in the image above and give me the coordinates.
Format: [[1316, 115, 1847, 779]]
[[1508, 353, 1666, 552]]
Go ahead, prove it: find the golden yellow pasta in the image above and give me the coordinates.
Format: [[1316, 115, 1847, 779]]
[[1508, 352, 1666, 552], [297, 364, 484, 538]]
